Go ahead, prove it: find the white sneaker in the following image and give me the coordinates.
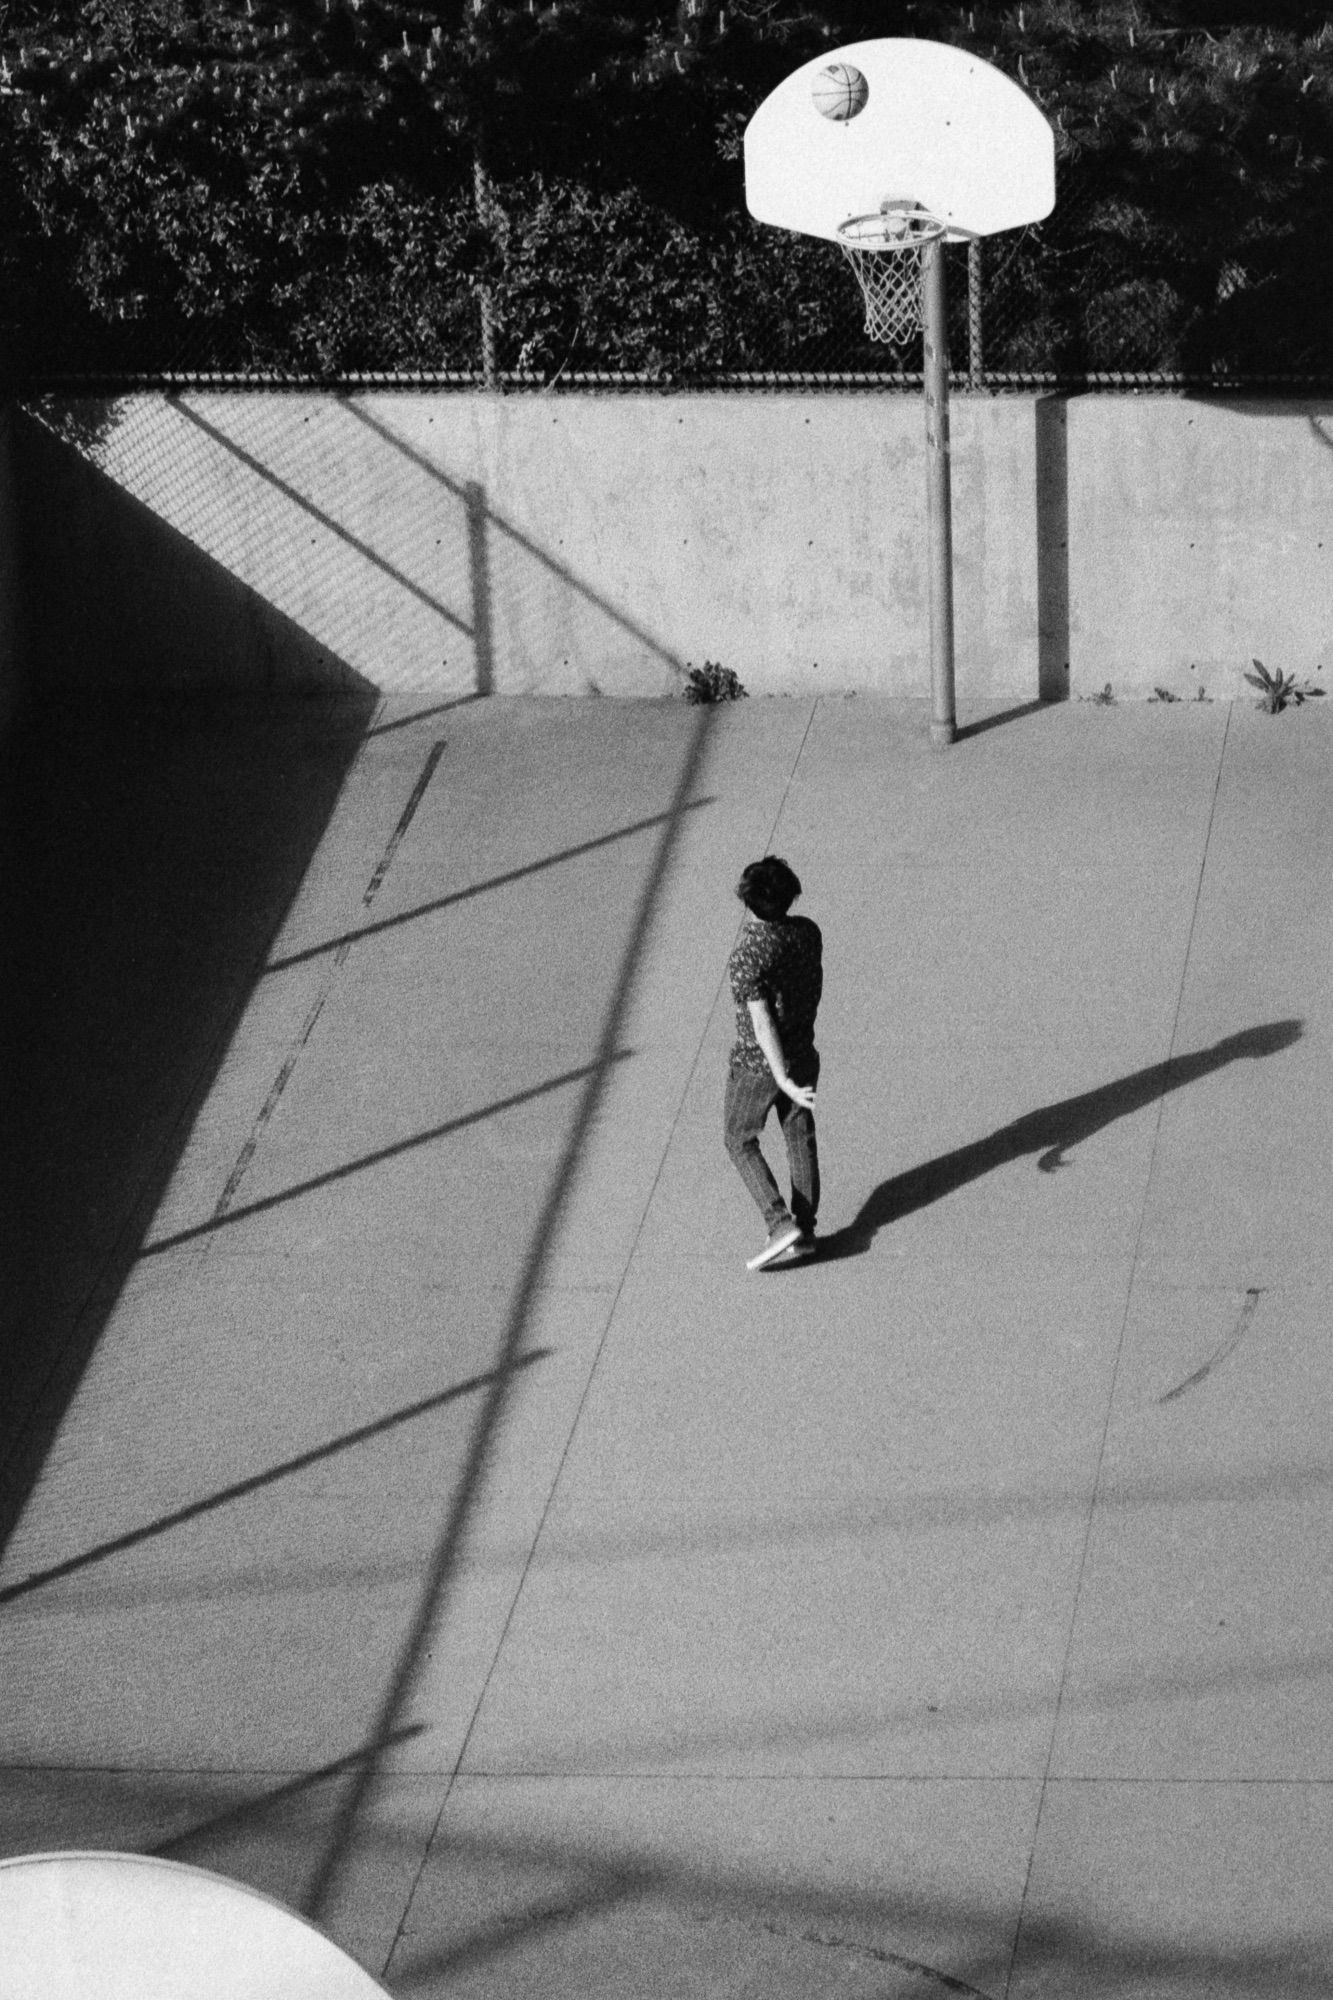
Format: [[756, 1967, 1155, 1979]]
[[746, 1221, 803, 1271], [773, 1232, 816, 1264]]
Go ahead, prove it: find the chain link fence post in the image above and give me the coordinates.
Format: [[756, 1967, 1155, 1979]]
[[473, 152, 500, 392], [471, 0, 501, 391]]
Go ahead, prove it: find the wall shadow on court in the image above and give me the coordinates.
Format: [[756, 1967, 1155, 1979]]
[[0, 692, 375, 1550], [0, 410, 381, 1565], [1035, 391, 1072, 704], [816, 1019, 1303, 1263]]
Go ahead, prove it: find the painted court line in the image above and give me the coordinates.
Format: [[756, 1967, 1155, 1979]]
[[212, 737, 446, 1221]]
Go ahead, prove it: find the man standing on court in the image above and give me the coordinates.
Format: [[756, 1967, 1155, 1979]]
[[724, 856, 822, 1270]]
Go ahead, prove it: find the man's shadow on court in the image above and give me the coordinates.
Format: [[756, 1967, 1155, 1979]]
[[814, 1020, 1303, 1263]]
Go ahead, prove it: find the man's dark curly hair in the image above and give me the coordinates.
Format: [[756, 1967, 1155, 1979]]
[[736, 856, 801, 922]]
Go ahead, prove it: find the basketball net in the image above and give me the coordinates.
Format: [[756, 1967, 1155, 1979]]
[[836, 202, 945, 346]]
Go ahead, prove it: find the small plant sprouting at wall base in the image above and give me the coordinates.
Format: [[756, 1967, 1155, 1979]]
[[1243, 659, 1327, 713], [684, 661, 748, 704], [1080, 682, 1116, 706], [1149, 686, 1181, 703]]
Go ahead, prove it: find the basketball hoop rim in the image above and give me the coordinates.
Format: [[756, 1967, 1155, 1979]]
[[837, 205, 947, 252]]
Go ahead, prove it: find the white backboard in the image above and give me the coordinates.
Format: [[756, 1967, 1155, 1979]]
[[744, 38, 1055, 243]]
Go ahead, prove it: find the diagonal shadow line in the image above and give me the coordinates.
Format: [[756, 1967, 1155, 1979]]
[[0, 1550, 444, 1616], [365, 695, 485, 737], [953, 698, 1050, 742], [434, 1456, 1333, 1585], [20, 1452, 1333, 1620], [404, 1873, 667, 1991], [138, 1055, 633, 1257], [265, 796, 716, 973], [0, 1354, 551, 1608], [816, 1019, 1304, 1262], [302, 703, 717, 1922], [151, 1724, 430, 1862], [171, 401, 474, 639], [340, 401, 688, 678]]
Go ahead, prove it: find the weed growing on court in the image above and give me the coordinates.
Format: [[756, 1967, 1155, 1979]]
[[1149, 687, 1181, 703], [1243, 659, 1326, 713], [1081, 682, 1116, 705], [685, 661, 748, 704]]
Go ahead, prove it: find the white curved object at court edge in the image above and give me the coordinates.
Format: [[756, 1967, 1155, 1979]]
[[0, 1852, 391, 2000]]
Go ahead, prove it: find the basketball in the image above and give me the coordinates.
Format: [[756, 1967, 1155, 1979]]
[[811, 63, 869, 122]]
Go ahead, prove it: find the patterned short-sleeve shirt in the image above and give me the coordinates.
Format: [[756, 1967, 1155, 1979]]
[[727, 912, 823, 1075]]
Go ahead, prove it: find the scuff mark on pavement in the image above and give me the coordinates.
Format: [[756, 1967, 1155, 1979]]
[[759, 1918, 995, 1996], [1159, 1288, 1263, 1405]]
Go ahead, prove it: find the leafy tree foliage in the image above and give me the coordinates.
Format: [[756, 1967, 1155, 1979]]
[[2, 0, 1332, 378], [970, 4, 1333, 371]]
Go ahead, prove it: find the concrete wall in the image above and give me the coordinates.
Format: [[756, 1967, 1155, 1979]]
[[11, 392, 1333, 704], [1068, 399, 1333, 700]]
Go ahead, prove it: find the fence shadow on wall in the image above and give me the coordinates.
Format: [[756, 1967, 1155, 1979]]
[[17, 393, 692, 702], [336, 397, 690, 695]]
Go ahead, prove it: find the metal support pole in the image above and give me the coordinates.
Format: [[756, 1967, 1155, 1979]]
[[922, 237, 956, 746]]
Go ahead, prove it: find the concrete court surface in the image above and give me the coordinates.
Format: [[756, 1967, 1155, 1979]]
[[1, 690, 1331, 1998]]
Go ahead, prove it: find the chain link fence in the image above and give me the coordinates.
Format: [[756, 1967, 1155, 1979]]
[[14, 159, 1333, 394]]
